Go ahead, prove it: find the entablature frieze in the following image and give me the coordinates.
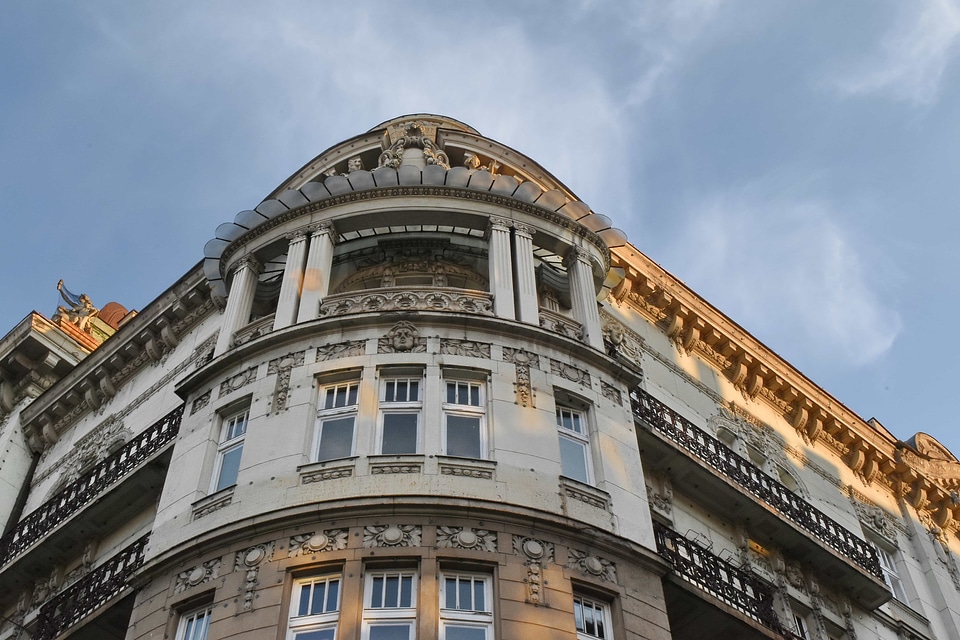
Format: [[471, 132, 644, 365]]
[[610, 246, 960, 538]]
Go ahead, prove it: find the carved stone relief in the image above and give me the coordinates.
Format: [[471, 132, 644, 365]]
[[439, 339, 491, 359], [288, 529, 349, 557], [316, 340, 367, 361], [174, 558, 221, 594], [513, 536, 555, 563], [436, 527, 497, 552], [567, 549, 617, 583], [600, 380, 622, 405], [363, 525, 421, 548], [378, 322, 427, 354], [191, 389, 211, 415], [234, 543, 273, 612], [301, 466, 353, 483], [219, 366, 258, 398], [267, 350, 305, 413], [549, 359, 591, 387]]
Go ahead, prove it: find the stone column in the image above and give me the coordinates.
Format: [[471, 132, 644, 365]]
[[297, 222, 336, 323], [512, 222, 539, 325], [214, 255, 262, 357], [488, 216, 516, 320], [565, 246, 604, 350], [273, 230, 309, 331]]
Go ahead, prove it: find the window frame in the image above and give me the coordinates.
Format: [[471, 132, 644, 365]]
[[287, 573, 342, 640], [176, 604, 213, 640], [871, 541, 908, 602], [439, 570, 494, 640], [211, 407, 249, 493], [378, 376, 423, 455], [573, 592, 612, 640], [442, 379, 486, 459], [556, 403, 593, 485], [314, 380, 361, 462], [361, 568, 419, 640]]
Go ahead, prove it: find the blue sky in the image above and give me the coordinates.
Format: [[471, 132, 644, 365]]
[[2, 2, 958, 455]]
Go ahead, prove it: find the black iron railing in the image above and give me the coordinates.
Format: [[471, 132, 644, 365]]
[[632, 389, 883, 580], [0, 405, 183, 567], [35, 534, 148, 640], [654, 521, 784, 631]]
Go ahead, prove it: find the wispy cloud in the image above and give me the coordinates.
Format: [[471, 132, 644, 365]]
[[662, 180, 902, 367], [833, 0, 960, 105]]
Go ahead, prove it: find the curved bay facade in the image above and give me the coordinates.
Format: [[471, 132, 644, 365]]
[[1, 115, 959, 640]]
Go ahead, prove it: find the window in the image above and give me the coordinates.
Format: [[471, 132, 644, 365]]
[[177, 605, 212, 640], [573, 594, 611, 640], [379, 377, 421, 454], [213, 408, 248, 492], [288, 574, 341, 640], [363, 569, 418, 640], [439, 572, 493, 640], [316, 382, 360, 461], [872, 542, 907, 602], [443, 381, 485, 458], [792, 612, 810, 640], [557, 406, 591, 484]]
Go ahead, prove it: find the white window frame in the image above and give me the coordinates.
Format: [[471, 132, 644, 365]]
[[439, 571, 494, 640], [315, 381, 360, 462], [287, 574, 342, 640], [556, 404, 593, 485], [362, 569, 418, 640], [573, 593, 612, 640], [442, 380, 486, 459], [378, 376, 422, 455], [176, 605, 213, 640], [791, 609, 810, 640], [872, 542, 907, 602], [211, 407, 249, 492]]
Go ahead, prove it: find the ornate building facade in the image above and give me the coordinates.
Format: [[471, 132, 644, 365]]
[[1, 115, 959, 640]]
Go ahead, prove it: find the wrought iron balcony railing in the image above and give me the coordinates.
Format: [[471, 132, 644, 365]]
[[0, 405, 183, 567], [35, 534, 148, 640], [631, 389, 883, 581], [653, 521, 786, 633]]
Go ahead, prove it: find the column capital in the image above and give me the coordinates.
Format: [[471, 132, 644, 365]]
[[563, 245, 592, 269], [308, 220, 336, 240], [232, 254, 263, 276], [285, 229, 309, 243], [488, 216, 512, 233], [512, 221, 536, 239]]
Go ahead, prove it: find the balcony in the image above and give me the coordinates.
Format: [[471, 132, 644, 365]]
[[632, 389, 890, 609], [0, 405, 182, 611], [35, 535, 148, 640], [654, 521, 792, 639]]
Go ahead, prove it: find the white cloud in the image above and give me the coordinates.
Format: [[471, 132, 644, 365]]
[[833, 0, 960, 104], [662, 181, 902, 367]]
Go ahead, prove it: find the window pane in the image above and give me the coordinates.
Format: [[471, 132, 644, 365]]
[[446, 626, 486, 640], [400, 575, 412, 607], [295, 631, 336, 640], [447, 382, 457, 404], [324, 390, 335, 409], [396, 380, 407, 401], [371, 576, 384, 608], [369, 625, 411, 640], [385, 575, 399, 607], [348, 384, 358, 406], [326, 579, 339, 612], [216, 444, 243, 491], [318, 417, 354, 460], [382, 414, 418, 454], [385, 380, 395, 402], [311, 582, 327, 615], [559, 435, 589, 483], [299, 584, 312, 616], [408, 380, 419, 401], [474, 580, 485, 611], [458, 579, 472, 610], [445, 577, 458, 609], [470, 385, 479, 406], [446, 415, 481, 458]]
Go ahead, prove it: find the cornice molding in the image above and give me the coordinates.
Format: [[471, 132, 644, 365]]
[[609, 245, 960, 536]]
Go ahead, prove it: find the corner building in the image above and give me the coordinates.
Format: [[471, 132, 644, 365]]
[[1, 115, 959, 640]]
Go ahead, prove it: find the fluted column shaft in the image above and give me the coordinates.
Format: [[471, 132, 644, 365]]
[[512, 222, 539, 325], [297, 223, 336, 323], [214, 255, 262, 357], [488, 217, 516, 320], [273, 231, 309, 331], [566, 247, 604, 350]]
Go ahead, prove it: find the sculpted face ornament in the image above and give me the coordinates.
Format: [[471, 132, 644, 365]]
[[388, 321, 419, 352]]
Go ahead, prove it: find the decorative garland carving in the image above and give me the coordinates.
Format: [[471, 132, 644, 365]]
[[219, 366, 258, 398], [549, 359, 591, 387], [567, 549, 617, 583], [439, 339, 491, 359], [322, 288, 493, 321], [436, 527, 497, 552], [174, 558, 221, 594], [362, 525, 421, 548], [191, 390, 211, 415], [316, 340, 366, 361], [288, 529, 349, 557], [600, 381, 622, 405], [268, 350, 305, 412], [235, 543, 273, 612]]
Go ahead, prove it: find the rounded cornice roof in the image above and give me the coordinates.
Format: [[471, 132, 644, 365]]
[[203, 115, 627, 298]]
